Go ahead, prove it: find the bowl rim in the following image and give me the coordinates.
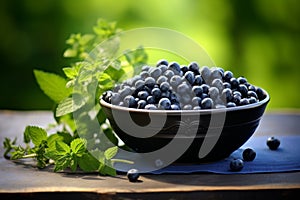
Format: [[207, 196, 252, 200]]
[[100, 87, 270, 115]]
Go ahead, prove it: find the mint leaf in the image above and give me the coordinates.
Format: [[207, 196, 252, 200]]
[[78, 153, 100, 172], [34, 70, 72, 103], [104, 146, 118, 160], [70, 153, 78, 172], [55, 141, 70, 154], [70, 138, 86, 156], [54, 154, 72, 172], [25, 126, 47, 146], [55, 94, 86, 117]]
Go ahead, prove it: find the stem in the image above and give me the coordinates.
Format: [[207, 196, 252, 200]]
[[22, 153, 37, 159]]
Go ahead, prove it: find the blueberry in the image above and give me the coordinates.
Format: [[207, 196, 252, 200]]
[[183, 104, 193, 110], [168, 62, 181, 74], [232, 94, 241, 105], [226, 102, 236, 108], [145, 77, 156, 88], [103, 90, 113, 103], [183, 71, 195, 85], [160, 82, 170, 92], [239, 98, 249, 106], [127, 169, 140, 182], [256, 87, 266, 100], [208, 87, 219, 100], [211, 79, 224, 92], [210, 68, 222, 80], [151, 88, 162, 99], [171, 104, 180, 110], [224, 71, 234, 82], [180, 65, 189, 74], [237, 76, 247, 84], [158, 65, 168, 73], [230, 158, 244, 171], [158, 98, 171, 110], [124, 95, 137, 108], [119, 87, 132, 98], [194, 75, 203, 85], [137, 91, 149, 100], [142, 65, 151, 71], [221, 88, 233, 102], [248, 96, 257, 104], [238, 84, 248, 97], [223, 82, 231, 89], [201, 93, 209, 99], [193, 106, 202, 110], [156, 59, 168, 67], [192, 85, 203, 97], [161, 90, 171, 98], [230, 77, 239, 89], [200, 66, 211, 82], [164, 70, 175, 79], [140, 71, 149, 79], [137, 100, 147, 109], [135, 80, 145, 90], [149, 68, 162, 79], [170, 75, 182, 87], [247, 91, 258, 99], [201, 98, 214, 109], [248, 85, 256, 92], [200, 84, 210, 94], [170, 93, 179, 104], [267, 137, 280, 150], [147, 95, 156, 104], [145, 104, 157, 110], [191, 97, 201, 106], [188, 62, 200, 73], [177, 82, 190, 94], [242, 148, 256, 161], [110, 93, 121, 105], [156, 75, 168, 85]]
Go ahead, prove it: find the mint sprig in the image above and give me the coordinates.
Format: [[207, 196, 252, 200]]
[[3, 18, 147, 176]]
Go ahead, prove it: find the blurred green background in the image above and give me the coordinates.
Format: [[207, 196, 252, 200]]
[[0, 0, 299, 110]]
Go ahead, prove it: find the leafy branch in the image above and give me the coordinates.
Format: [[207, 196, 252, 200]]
[[3, 18, 147, 176]]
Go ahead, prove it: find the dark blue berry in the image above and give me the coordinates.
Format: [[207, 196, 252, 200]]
[[223, 82, 231, 89], [239, 98, 249, 106], [188, 62, 199, 73], [164, 70, 175, 79], [158, 98, 171, 110], [124, 95, 137, 108], [156, 76, 168, 85], [248, 97, 257, 104], [233, 91, 242, 97], [247, 91, 258, 99], [158, 65, 168, 73], [224, 71, 233, 82], [168, 62, 181, 74], [183, 71, 195, 85], [146, 95, 156, 104], [145, 77, 156, 88], [145, 104, 157, 110], [194, 75, 203, 85], [242, 148, 256, 161], [151, 88, 162, 99], [210, 68, 222, 80], [193, 106, 202, 110], [170, 75, 182, 87], [119, 87, 132, 98], [135, 80, 145, 90], [267, 137, 280, 150], [140, 71, 149, 79], [230, 159, 244, 171], [180, 65, 188, 74], [201, 98, 214, 109], [110, 93, 121, 105], [161, 90, 171, 98], [237, 76, 247, 84], [233, 94, 241, 105], [127, 169, 140, 182], [256, 87, 266, 100], [137, 100, 147, 109], [171, 104, 180, 110], [191, 97, 201, 106], [221, 88, 233, 102], [230, 78, 239, 89], [192, 86, 203, 97], [248, 85, 256, 92], [238, 84, 248, 97], [226, 102, 236, 108], [142, 65, 151, 71], [138, 91, 149, 100], [200, 84, 210, 94], [149, 68, 162, 79], [160, 82, 170, 92], [156, 59, 168, 67]]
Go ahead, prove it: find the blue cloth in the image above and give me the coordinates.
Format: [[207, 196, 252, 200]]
[[151, 135, 300, 174]]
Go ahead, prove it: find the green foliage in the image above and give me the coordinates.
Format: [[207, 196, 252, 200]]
[[3, 18, 147, 176]]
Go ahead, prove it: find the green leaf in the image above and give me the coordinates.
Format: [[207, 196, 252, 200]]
[[63, 48, 77, 58], [25, 126, 47, 146], [78, 153, 99, 172], [34, 70, 72, 103], [23, 127, 31, 144], [55, 141, 70, 154], [70, 153, 78, 172], [63, 67, 78, 79], [54, 154, 72, 172], [104, 146, 118, 160], [70, 138, 86, 156], [56, 95, 86, 117]]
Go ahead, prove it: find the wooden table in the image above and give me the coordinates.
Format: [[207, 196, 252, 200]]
[[0, 110, 299, 200]]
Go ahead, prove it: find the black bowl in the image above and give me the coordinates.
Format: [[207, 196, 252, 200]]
[[100, 90, 270, 163]]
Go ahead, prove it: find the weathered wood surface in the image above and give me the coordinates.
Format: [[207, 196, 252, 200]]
[[0, 110, 299, 199]]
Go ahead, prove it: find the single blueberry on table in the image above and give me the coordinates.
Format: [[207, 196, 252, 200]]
[[230, 158, 244, 171], [267, 137, 280, 150], [242, 148, 256, 161], [127, 169, 140, 182]]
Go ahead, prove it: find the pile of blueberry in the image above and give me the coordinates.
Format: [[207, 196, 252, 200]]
[[102, 59, 267, 110]]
